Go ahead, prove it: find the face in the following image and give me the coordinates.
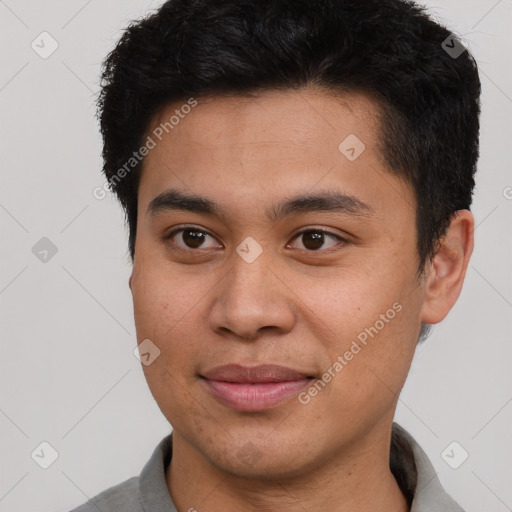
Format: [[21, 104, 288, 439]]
[[129, 88, 427, 478]]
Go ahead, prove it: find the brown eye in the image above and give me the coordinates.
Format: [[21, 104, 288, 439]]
[[289, 229, 346, 252], [164, 227, 221, 251], [181, 229, 207, 248]]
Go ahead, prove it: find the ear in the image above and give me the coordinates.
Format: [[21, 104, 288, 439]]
[[420, 209, 474, 324], [129, 274, 133, 291]]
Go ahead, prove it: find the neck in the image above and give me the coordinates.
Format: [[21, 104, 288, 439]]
[[166, 424, 410, 512]]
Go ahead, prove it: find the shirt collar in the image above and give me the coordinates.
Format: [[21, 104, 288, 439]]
[[391, 423, 464, 511], [138, 422, 464, 512]]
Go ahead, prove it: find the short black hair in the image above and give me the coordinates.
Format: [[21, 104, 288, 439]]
[[98, 0, 481, 275]]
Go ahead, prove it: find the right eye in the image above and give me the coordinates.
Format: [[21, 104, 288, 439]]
[[163, 226, 223, 251]]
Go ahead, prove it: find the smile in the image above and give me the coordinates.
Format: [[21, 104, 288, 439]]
[[200, 364, 314, 411]]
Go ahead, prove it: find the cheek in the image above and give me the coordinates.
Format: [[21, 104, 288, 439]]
[[131, 267, 204, 380], [131, 260, 205, 334], [292, 260, 404, 337], [301, 266, 418, 400], [131, 269, 206, 424], [309, 307, 416, 437]]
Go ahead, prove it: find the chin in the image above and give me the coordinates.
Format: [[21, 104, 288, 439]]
[[201, 436, 321, 481], [219, 455, 311, 481]]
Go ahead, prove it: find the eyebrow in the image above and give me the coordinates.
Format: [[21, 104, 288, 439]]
[[147, 188, 375, 223]]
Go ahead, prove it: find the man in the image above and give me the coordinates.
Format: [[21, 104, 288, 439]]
[[73, 0, 480, 510]]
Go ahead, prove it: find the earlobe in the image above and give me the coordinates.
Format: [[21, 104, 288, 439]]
[[420, 210, 475, 324]]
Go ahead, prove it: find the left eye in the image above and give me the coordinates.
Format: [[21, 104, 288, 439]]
[[287, 229, 346, 251]]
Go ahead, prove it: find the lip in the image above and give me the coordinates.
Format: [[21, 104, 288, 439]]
[[201, 364, 313, 411]]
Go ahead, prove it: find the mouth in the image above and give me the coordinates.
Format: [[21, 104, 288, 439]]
[[200, 364, 314, 411]]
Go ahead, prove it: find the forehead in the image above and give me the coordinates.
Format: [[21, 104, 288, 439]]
[[149, 88, 382, 151], [140, 88, 384, 179], [136, 88, 412, 222]]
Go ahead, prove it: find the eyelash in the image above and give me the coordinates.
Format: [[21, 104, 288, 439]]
[[163, 225, 348, 253]]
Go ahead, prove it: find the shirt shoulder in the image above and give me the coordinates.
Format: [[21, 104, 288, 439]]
[[68, 476, 142, 512], [67, 433, 176, 512]]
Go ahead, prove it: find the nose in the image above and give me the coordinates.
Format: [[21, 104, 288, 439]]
[[208, 249, 296, 341]]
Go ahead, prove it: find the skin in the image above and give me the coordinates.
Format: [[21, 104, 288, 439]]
[[128, 88, 474, 512]]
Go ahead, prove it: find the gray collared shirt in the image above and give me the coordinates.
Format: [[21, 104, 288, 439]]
[[69, 423, 464, 511]]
